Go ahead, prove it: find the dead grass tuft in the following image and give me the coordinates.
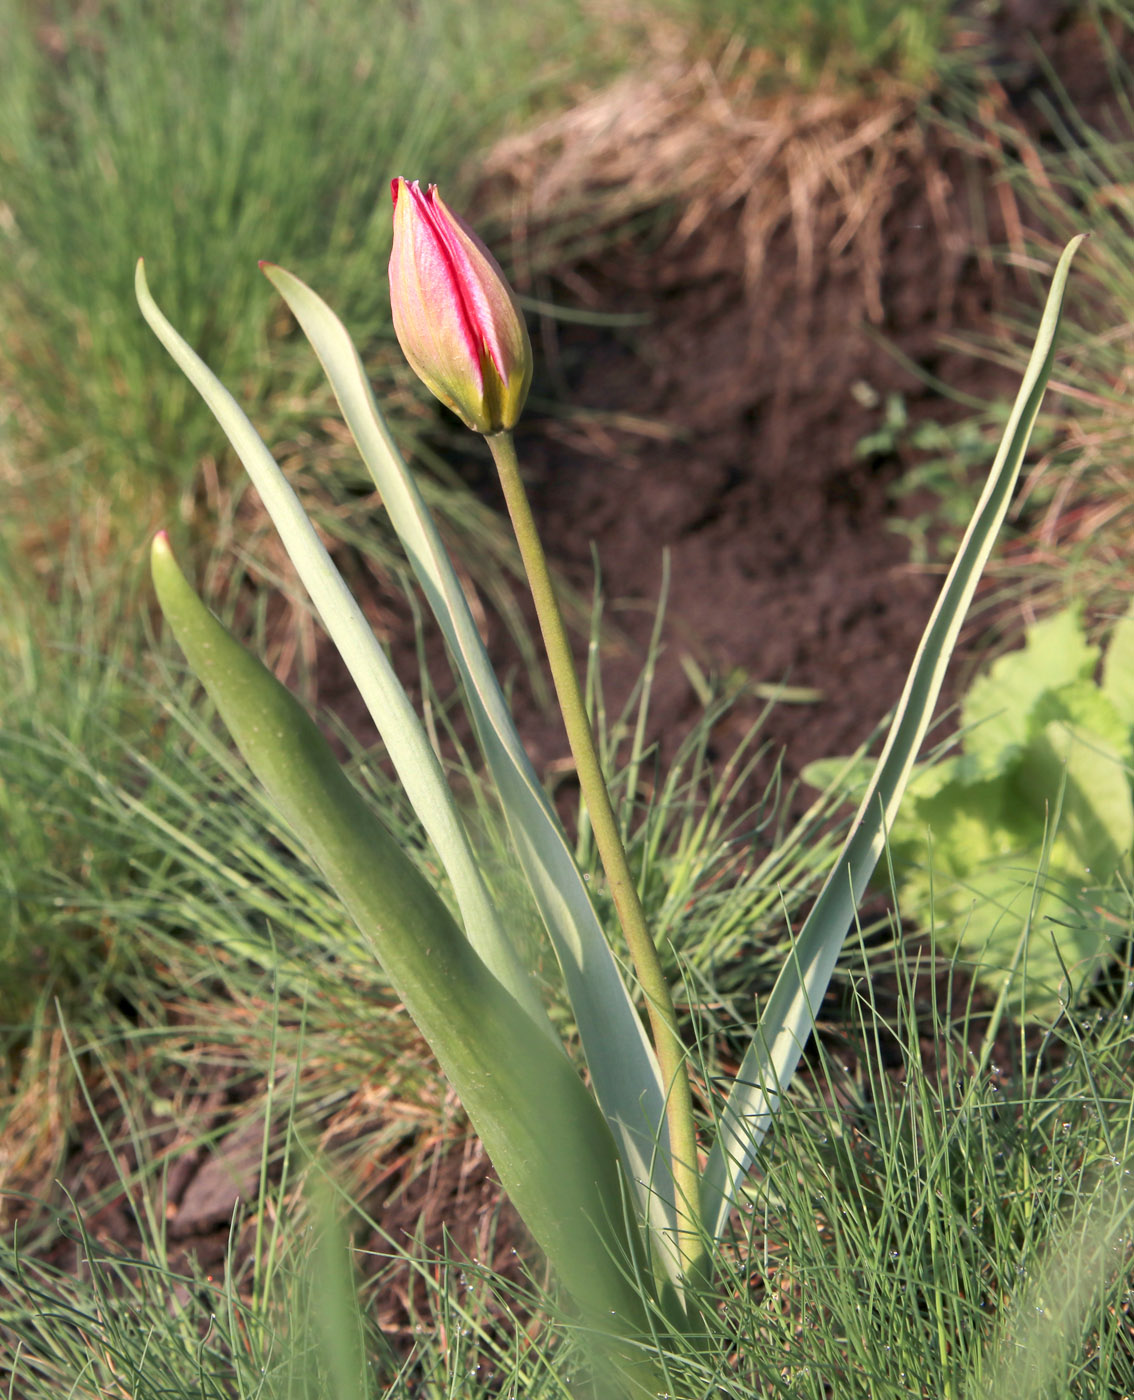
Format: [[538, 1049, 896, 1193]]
[[0, 1030, 69, 1228], [481, 43, 957, 327]]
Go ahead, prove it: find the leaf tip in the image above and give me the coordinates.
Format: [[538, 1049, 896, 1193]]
[[1063, 231, 1089, 264], [151, 530, 177, 576], [259, 261, 285, 291]]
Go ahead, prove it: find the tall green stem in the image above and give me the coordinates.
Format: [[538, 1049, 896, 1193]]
[[488, 430, 703, 1274]]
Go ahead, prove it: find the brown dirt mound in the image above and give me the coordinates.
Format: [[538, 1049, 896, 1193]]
[[464, 58, 1016, 800]]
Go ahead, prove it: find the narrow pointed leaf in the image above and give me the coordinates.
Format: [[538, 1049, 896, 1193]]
[[150, 535, 657, 1345], [260, 262, 681, 1286], [702, 235, 1086, 1240], [135, 260, 553, 1043]]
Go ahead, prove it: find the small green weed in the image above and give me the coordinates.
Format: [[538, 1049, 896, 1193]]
[[852, 387, 1059, 566]]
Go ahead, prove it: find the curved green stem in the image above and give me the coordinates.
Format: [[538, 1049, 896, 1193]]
[[488, 429, 704, 1275]]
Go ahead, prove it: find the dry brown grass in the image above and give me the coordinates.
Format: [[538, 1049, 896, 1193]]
[[480, 41, 956, 325]]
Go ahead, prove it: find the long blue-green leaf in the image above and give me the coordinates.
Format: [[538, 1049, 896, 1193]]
[[150, 535, 660, 1363], [260, 263, 681, 1287], [135, 260, 554, 1044], [702, 235, 1086, 1240]]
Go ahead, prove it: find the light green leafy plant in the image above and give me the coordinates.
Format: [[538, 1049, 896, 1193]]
[[138, 207, 1082, 1394], [810, 601, 1134, 1019]]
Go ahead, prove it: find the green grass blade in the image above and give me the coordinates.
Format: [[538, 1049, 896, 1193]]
[[134, 259, 553, 1043], [149, 534, 657, 1348], [259, 262, 681, 1289], [702, 235, 1086, 1241]]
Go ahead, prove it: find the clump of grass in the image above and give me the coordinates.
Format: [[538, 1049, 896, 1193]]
[[4, 911, 1132, 1398], [0, 513, 449, 1217], [0, 505, 765, 1230], [645, 0, 959, 92], [923, 5, 1134, 618], [0, 0, 597, 523], [0, 0, 618, 720], [703, 922, 1134, 1398]]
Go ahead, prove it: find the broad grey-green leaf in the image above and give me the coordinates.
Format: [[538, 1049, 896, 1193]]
[[150, 535, 663, 1369], [135, 259, 554, 1044]]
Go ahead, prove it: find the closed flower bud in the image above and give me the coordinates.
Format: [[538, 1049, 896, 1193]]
[[388, 177, 532, 435]]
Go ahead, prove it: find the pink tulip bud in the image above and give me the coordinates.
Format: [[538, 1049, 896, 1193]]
[[388, 178, 532, 436]]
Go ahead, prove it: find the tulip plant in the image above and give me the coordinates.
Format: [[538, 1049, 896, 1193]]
[[138, 180, 1083, 1396]]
